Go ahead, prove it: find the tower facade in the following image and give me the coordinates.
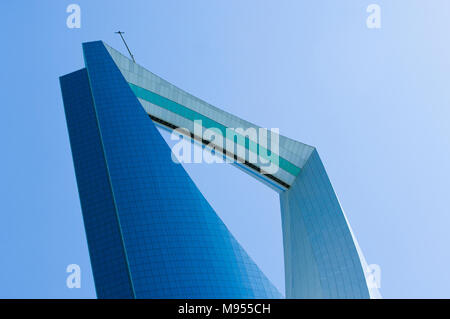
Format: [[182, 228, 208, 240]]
[[60, 41, 374, 298]]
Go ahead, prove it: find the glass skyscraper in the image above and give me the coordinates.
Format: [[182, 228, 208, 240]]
[[60, 41, 378, 299]]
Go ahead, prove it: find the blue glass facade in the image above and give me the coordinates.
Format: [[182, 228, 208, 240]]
[[280, 150, 369, 298], [60, 41, 281, 298], [60, 69, 134, 298], [60, 40, 374, 299]]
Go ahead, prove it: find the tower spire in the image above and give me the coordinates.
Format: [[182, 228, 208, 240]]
[[115, 31, 135, 63]]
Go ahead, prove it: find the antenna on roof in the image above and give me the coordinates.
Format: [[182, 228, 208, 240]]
[[115, 31, 135, 63]]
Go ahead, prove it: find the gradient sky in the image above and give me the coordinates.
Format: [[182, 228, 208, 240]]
[[1, 0, 450, 298]]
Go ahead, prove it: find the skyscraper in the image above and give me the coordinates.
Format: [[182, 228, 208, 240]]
[[60, 41, 377, 299]]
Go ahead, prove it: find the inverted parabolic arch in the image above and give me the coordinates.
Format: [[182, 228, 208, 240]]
[[60, 41, 379, 299]]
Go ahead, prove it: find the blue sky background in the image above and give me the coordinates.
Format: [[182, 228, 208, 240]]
[[1, 0, 450, 298]]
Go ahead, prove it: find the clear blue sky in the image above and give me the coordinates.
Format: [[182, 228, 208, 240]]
[[1, 0, 450, 298]]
